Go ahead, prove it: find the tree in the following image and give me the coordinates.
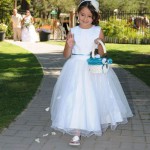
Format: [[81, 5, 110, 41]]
[[29, 0, 77, 18], [138, 0, 150, 13], [21, 0, 30, 10], [0, 0, 13, 22], [49, 0, 76, 18], [98, 0, 150, 12]]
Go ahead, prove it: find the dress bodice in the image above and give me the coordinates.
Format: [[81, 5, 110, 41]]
[[71, 26, 101, 55], [24, 16, 32, 24]]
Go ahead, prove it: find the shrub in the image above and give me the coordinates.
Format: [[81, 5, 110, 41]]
[[100, 17, 149, 44], [0, 23, 8, 32]]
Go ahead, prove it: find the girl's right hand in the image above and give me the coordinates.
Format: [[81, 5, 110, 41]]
[[66, 33, 75, 49]]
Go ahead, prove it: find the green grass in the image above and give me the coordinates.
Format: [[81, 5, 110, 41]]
[[46, 40, 65, 46], [47, 41, 150, 86], [106, 44, 150, 86], [0, 42, 43, 132]]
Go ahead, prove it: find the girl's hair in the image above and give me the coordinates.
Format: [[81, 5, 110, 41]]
[[77, 1, 100, 26]]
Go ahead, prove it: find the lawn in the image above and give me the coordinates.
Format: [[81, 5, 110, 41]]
[[106, 44, 150, 86], [0, 42, 43, 132], [47, 40, 150, 86]]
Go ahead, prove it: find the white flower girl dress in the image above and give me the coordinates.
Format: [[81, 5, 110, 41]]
[[50, 25, 133, 137]]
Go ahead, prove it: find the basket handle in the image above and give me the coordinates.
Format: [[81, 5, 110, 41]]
[[92, 39, 107, 58]]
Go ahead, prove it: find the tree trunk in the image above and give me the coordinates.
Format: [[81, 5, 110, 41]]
[[14, 0, 17, 8], [41, 0, 47, 19]]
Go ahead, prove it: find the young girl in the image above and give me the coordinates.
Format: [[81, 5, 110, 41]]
[[50, 0, 133, 146]]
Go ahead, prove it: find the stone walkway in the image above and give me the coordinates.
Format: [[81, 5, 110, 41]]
[[0, 40, 150, 150]]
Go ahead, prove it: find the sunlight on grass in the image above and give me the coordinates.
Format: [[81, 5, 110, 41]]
[[47, 40, 65, 46], [1, 72, 15, 78], [15, 58, 30, 62], [135, 64, 150, 67], [106, 44, 150, 86]]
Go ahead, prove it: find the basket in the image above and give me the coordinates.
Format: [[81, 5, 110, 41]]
[[87, 39, 113, 74]]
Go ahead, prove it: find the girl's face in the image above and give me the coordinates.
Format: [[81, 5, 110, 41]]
[[78, 7, 93, 29]]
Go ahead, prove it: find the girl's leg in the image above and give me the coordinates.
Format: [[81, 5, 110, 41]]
[[75, 130, 80, 136]]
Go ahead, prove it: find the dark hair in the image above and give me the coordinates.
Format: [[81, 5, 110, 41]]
[[77, 1, 100, 26]]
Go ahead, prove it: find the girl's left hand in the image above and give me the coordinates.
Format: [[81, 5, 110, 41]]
[[66, 33, 75, 49], [94, 38, 102, 44]]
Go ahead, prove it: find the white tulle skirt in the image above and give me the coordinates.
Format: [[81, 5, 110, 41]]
[[21, 25, 39, 42], [50, 55, 133, 137]]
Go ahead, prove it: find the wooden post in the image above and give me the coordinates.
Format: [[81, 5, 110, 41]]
[[14, 0, 17, 8], [72, 8, 76, 27], [69, 11, 73, 28], [69, 8, 76, 28]]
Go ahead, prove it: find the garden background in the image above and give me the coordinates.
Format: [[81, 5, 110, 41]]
[[0, 0, 150, 44]]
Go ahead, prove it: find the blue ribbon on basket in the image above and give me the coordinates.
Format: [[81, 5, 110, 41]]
[[87, 57, 113, 65]]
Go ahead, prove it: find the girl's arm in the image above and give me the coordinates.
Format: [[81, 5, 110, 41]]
[[95, 29, 105, 56], [21, 17, 25, 26], [31, 16, 34, 24], [63, 32, 74, 58]]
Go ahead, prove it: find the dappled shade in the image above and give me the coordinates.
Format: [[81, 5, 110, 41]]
[[0, 42, 43, 130]]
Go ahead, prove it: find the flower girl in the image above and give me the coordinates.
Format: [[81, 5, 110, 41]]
[[50, 0, 133, 146]]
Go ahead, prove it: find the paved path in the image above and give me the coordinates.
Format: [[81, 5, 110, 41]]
[[0, 40, 150, 150]]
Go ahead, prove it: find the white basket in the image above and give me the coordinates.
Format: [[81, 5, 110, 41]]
[[88, 64, 109, 74], [88, 39, 110, 74]]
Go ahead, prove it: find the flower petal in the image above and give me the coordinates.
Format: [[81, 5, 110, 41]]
[[51, 132, 56, 135], [45, 107, 50, 112], [35, 138, 40, 143], [43, 133, 49, 137]]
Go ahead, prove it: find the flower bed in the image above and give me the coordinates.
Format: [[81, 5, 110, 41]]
[[0, 23, 8, 32]]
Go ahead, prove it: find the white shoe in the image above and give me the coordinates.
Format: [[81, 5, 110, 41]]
[[69, 135, 81, 146]]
